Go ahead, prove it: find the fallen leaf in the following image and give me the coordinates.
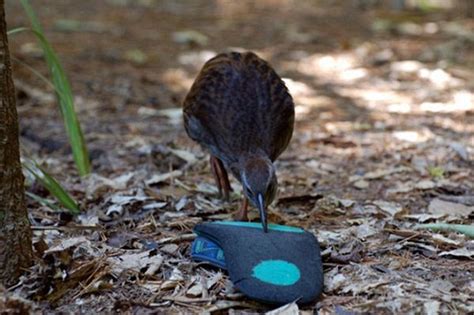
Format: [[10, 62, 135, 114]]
[[277, 194, 323, 204], [415, 180, 437, 190], [403, 213, 445, 223], [365, 166, 412, 179], [350, 166, 411, 182], [265, 302, 299, 315], [399, 241, 438, 254], [373, 201, 403, 217], [160, 244, 179, 255], [355, 222, 378, 239], [194, 182, 219, 194], [84, 173, 132, 198], [324, 268, 347, 292], [388, 179, 457, 195], [44, 236, 89, 254], [146, 170, 183, 186], [140, 282, 161, 293], [137, 107, 183, 124], [172, 30, 208, 46], [428, 198, 474, 219], [142, 202, 168, 210], [315, 229, 352, 246], [450, 142, 470, 161], [431, 233, 461, 246], [107, 250, 163, 275], [46, 260, 99, 303], [342, 277, 389, 295], [110, 194, 148, 204], [430, 279, 455, 293], [175, 197, 188, 211], [424, 300, 441, 315], [205, 272, 223, 290], [161, 268, 184, 290], [203, 300, 256, 313], [77, 213, 100, 226], [168, 148, 198, 164], [353, 180, 369, 189], [187, 283, 204, 297], [439, 195, 474, 206], [339, 199, 356, 208], [105, 194, 149, 217], [439, 248, 474, 259]]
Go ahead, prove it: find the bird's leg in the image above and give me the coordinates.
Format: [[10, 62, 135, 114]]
[[210, 155, 223, 197], [218, 160, 232, 200], [210, 155, 231, 200], [234, 197, 249, 222]]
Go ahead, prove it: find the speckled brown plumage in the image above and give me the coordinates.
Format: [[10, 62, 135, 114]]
[[183, 51, 295, 232]]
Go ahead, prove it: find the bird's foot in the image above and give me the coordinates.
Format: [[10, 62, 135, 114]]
[[233, 198, 249, 222]]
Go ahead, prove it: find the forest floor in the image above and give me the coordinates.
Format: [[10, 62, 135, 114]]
[[3, 0, 474, 314]]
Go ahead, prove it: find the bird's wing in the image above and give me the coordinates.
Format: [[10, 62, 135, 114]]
[[183, 52, 295, 162]]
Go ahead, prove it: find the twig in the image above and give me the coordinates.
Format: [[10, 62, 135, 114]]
[[31, 225, 104, 231], [204, 300, 261, 313], [161, 295, 215, 304], [157, 233, 196, 244], [72, 262, 109, 300]]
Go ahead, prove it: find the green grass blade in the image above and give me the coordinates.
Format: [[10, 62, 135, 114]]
[[25, 191, 62, 211], [23, 160, 80, 215], [7, 27, 30, 36], [10, 55, 56, 90], [415, 223, 474, 238], [8, 28, 66, 98], [19, 0, 91, 176]]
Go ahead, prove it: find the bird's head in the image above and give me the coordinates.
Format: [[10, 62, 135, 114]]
[[240, 156, 277, 233]]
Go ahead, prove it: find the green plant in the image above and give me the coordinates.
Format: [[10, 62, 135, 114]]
[[25, 191, 62, 212], [415, 223, 474, 238], [428, 166, 444, 179], [23, 159, 80, 215], [12, 0, 91, 176]]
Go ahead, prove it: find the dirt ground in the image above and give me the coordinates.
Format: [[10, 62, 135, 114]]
[[3, 0, 474, 314]]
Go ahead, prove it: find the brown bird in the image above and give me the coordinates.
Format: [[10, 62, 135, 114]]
[[183, 52, 294, 232]]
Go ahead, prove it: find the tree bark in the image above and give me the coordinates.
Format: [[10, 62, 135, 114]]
[[0, 0, 32, 286]]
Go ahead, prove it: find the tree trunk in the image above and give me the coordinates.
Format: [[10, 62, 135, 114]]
[[0, 0, 32, 286]]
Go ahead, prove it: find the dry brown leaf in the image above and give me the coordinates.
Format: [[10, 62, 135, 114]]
[[431, 233, 462, 246], [186, 283, 204, 297], [353, 180, 369, 189], [146, 170, 183, 186], [403, 213, 446, 223], [428, 198, 474, 219], [168, 148, 198, 164], [161, 268, 184, 290], [324, 268, 347, 292], [107, 250, 164, 275], [350, 166, 411, 182], [439, 248, 474, 258], [44, 236, 89, 254], [265, 302, 299, 315], [373, 200, 403, 217], [424, 300, 441, 315]]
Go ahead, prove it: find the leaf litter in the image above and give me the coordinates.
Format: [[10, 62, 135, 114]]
[[9, 0, 474, 314]]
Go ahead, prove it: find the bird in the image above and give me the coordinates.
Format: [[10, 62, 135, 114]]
[[183, 51, 295, 232]]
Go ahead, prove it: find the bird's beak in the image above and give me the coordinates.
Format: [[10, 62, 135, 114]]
[[257, 193, 268, 233]]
